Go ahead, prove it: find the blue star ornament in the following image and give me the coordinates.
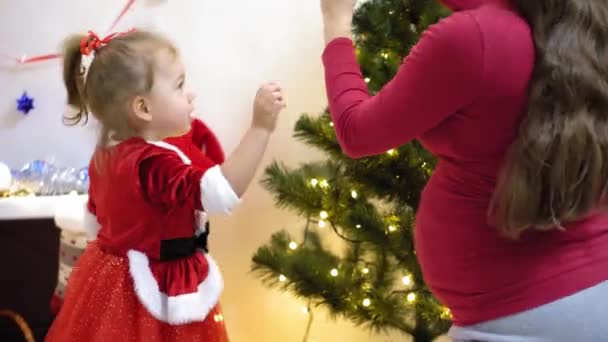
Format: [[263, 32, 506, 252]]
[[17, 92, 35, 114]]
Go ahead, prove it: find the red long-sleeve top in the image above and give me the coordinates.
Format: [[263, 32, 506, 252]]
[[323, 0, 608, 325]]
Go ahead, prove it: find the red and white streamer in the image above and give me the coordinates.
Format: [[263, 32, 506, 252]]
[[1, 0, 137, 65]]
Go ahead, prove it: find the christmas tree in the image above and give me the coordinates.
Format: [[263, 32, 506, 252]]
[[252, 1, 451, 341]]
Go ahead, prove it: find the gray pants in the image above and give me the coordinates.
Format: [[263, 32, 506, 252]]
[[449, 281, 608, 342]]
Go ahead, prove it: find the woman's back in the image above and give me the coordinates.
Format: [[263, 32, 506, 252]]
[[415, 1, 608, 326], [320, 0, 608, 337], [421, 2, 533, 167]]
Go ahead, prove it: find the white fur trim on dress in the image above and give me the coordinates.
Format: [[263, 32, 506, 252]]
[[195, 210, 207, 236], [145, 140, 240, 215], [127, 250, 223, 325], [146, 140, 192, 165], [54, 198, 100, 240], [200, 165, 241, 215], [82, 209, 101, 240]]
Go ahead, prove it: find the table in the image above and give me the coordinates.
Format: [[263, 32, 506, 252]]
[[0, 195, 86, 341]]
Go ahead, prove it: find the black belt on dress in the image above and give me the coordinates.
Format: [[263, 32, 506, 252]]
[[159, 221, 210, 261]]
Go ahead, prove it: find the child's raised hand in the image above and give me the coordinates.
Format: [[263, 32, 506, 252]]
[[252, 81, 286, 132]]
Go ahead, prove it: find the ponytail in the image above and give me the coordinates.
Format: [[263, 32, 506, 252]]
[[61, 34, 88, 125]]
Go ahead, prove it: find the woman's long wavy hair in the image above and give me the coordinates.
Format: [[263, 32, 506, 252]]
[[492, 0, 608, 237]]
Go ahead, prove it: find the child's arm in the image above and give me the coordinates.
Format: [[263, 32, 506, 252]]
[[139, 82, 285, 213], [139, 154, 223, 211], [220, 127, 271, 197], [220, 81, 285, 196]]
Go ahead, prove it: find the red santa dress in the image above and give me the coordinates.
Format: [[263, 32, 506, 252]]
[[45, 119, 239, 342]]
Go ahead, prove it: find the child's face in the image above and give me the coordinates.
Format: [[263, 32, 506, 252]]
[[146, 49, 195, 139]]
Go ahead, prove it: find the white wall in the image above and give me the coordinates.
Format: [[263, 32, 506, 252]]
[[0, 0, 336, 168], [0, 1, 448, 341]]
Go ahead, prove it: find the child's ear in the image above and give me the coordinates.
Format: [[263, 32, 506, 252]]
[[131, 96, 153, 122]]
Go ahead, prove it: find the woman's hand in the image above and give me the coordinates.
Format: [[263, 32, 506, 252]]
[[321, 0, 356, 21], [320, 0, 356, 44]]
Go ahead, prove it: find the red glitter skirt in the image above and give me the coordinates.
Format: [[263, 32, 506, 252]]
[[45, 242, 229, 342]]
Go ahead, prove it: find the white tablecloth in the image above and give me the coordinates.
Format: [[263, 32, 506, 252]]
[[0, 194, 88, 220]]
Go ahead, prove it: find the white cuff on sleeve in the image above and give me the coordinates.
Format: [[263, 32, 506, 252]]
[[200, 165, 241, 214]]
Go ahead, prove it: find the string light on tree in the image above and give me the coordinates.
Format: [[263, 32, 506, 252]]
[[362, 267, 370, 275], [330, 268, 339, 277], [279, 274, 287, 282], [351, 190, 358, 199], [386, 149, 397, 156], [301, 306, 309, 315], [329, 122, 334, 127], [319, 179, 329, 188], [402, 275, 412, 286], [388, 225, 397, 233], [310, 178, 319, 187], [289, 241, 298, 250], [362, 298, 371, 307], [406, 292, 417, 303], [320, 211, 329, 219], [356, 224, 362, 229], [365, 77, 371, 83], [318, 220, 326, 228], [440, 307, 452, 320]]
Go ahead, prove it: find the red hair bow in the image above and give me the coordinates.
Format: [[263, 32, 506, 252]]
[[79, 29, 135, 55]]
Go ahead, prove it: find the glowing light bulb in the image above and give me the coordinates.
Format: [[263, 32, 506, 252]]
[[406, 292, 416, 303]]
